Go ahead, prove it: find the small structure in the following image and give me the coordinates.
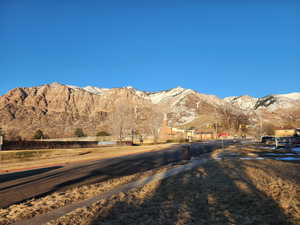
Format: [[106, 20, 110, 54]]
[[193, 131, 214, 140], [275, 129, 300, 137]]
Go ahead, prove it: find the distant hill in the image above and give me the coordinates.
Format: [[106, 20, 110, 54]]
[[0, 82, 299, 139]]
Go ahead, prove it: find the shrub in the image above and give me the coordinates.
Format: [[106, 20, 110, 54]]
[[96, 131, 110, 137], [15, 136, 23, 141], [166, 138, 187, 143], [74, 128, 86, 137], [178, 138, 188, 143], [33, 130, 45, 139]]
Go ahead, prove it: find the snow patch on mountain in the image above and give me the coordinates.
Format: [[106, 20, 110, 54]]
[[65, 83, 300, 117], [83, 86, 109, 95], [144, 87, 188, 104], [224, 95, 258, 110], [275, 92, 300, 101], [225, 92, 300, 111]]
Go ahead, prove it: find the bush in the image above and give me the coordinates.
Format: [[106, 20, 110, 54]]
[[178, 138, 188, 143], [14, 136, 23, 141], [33, 130, 45, 139], [166, 138, 188, 143], [96, 131, 110, 137], [74, 128, 86, 137]]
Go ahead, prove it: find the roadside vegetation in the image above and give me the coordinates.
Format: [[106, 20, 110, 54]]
[[74, 128, 86, 137]]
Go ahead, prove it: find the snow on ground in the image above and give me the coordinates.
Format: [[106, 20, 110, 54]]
[[263, 153, 300, 156], [260, 146, 277, 150], [274, 157, 300, 161], [292, 147, 300, 153], [240, 157, 265, 160]]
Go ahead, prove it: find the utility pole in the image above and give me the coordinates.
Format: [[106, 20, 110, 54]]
[[0, 128, 3, 150], [215, 123, 218, 139], [254, 111, 263, 139], [131, 129, 135, 145], [0, 135, 3, 151], [260, 115, 263, 137]]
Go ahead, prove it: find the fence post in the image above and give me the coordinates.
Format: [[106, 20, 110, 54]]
[[275, 138, 278, 149]]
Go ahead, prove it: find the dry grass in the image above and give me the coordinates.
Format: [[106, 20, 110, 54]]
[[0, 143, 176, 171], [46, 159, 300, 225]]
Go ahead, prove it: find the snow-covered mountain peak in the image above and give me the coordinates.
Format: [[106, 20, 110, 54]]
[[62, 83, 300, 113], [147, 87, 193, 104], [224, 95, 258, 110], [83, 86, 109, 95], [275, 92, 300, 101], [125, 86, 134, 89]]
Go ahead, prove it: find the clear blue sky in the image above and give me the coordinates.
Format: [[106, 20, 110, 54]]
[[1, 0, 299, 98]]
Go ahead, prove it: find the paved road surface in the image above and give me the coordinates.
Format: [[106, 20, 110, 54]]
[[0, 141, 230, 208]]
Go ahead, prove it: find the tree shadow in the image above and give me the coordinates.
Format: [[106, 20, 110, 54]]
[[88, 159, 294, 225], [50, 141, 231, 192], [235, 159, 300, 186]]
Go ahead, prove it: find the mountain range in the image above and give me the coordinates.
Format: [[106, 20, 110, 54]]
[[0, 82, 299, 139]]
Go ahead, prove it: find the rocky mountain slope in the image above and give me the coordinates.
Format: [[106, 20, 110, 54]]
[[224, 93, 300, 111], [0, 82, 299, 139]]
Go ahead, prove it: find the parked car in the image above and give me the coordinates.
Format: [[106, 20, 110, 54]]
[[275, 137, 293, 148], [261, 136, 275, 144]]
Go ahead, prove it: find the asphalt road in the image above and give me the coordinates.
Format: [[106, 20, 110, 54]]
[[0, 141, 230, 208]]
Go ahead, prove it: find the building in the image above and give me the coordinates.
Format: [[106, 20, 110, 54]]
[[274, 128, 300, 137]]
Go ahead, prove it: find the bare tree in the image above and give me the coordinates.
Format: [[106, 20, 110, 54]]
[[216, 104, 250, 134], [108, 100, 135, 141], [108, 98, 164, 143], [261, 123, 275, 135], [136, 104, 163, 143]]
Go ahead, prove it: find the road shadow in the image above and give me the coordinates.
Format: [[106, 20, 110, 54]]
[[0, 166, 63, 183], [88, 159, 294, 225]]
